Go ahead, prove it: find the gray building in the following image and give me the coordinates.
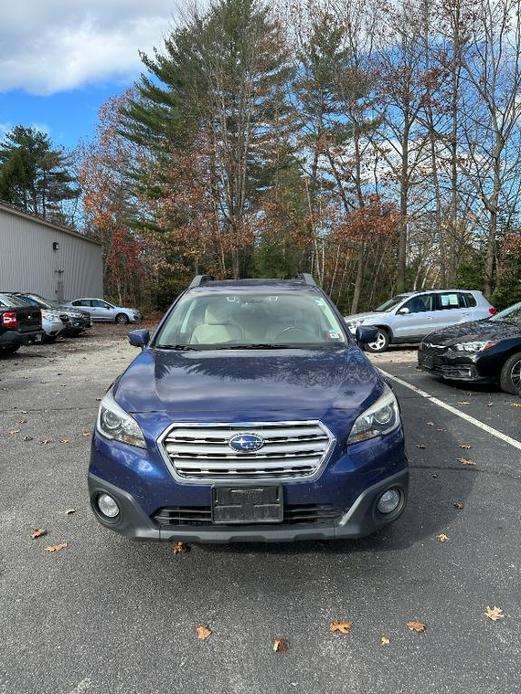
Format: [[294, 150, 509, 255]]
[[0, 202, 103, 302]]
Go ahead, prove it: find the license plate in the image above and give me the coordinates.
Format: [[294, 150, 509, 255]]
[[212, 485, 283, 525]]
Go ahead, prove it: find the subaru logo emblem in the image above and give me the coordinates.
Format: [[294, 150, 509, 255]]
[[228, 433, 265, 453]]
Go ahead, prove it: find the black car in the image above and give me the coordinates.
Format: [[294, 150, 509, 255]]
[[14, 293, 92, 336], [0, 293, 43, 354], [418, 301, 521, 393]]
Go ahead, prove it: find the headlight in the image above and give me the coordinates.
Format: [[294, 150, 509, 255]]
[[348, 384, 401, 444], [96, 390, 146, 448], [452, 341, 496, 352]]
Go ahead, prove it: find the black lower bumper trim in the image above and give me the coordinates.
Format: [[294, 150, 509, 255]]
[[88, 468, 409, 543]]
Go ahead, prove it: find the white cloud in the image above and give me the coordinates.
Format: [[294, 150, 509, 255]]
[[0, 1, 176, 95]]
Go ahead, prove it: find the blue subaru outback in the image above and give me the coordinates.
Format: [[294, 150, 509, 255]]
[[88, 275, 408, 542]]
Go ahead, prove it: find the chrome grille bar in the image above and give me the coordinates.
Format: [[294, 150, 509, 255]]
[[158, 421, 335, 482]]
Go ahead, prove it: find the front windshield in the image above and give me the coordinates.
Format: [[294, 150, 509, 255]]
[[155, 291, 347, 348], [374, 295, 408, 312], [19, 295, 51, 309], [490, 301, 521, 324]]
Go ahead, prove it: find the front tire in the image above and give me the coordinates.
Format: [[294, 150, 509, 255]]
[[115, 313, 129, 325], [500, 352, 521, 394], [365, 329, 390, 353]]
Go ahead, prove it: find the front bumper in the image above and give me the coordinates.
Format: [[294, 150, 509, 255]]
[[88, 466, 409, 543], [417, 347, 494, 383]]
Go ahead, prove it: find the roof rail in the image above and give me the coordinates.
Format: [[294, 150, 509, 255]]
[[189, 274, 214, 289], [297, 273, 317, 287]]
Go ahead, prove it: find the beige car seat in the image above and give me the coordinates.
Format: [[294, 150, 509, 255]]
[[191, 303, 243, 344]]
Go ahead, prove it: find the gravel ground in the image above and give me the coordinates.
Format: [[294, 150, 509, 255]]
[[1, 329, 520, 694]]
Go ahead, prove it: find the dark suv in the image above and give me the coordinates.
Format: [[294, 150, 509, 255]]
[[89, 275, 408, 543], [0, 293, 43, 354]]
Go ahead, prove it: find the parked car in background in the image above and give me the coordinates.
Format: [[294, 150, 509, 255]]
[[418, 301, 521, 394], [0, 293, 43, 354], [88, 274, 408, 543], [14, 293, 92, 336], [344, 289, 495, 353], [66, 298, 142, 324]]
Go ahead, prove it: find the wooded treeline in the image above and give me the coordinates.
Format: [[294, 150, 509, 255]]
[[3, 0, 521, 312]]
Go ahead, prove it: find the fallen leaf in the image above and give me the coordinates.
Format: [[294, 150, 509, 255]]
[[81, 430, 91, 437], [453, 501, 465, 510], [487, 402, 494, 407], [381, 636, 390, 645], [272, 638, 288, 652], [45, 543, 67, 553], [95, 397, 102, 401], [406, 621, 426, 633], [196, 625, 212, 640], [485, 606, 504, 621], [18, 418, 28, 424], [64, 509, 76, 515], [459, 444, 472, 449], [329, 620, 353, 634], [23, 436, 33, 441], [416, 444, 426, 449], [456, 401, 469, 405], [432, 473, 439, 478], [8, 429, 20, 435], [40, 439, 52, 445], [426, 422, 435, 427], [173, 541, 190, 554], [511, 403, 521, 408], [458, 457, 476, 466], [31, 528, 47, 539], [436, 427, 446, 432], [59, 438, 70, 444], [436, 533, 449, 543]]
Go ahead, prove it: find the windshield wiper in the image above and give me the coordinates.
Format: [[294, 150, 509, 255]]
[[215, 343, 294, 350], [156, 344, 197, 351]]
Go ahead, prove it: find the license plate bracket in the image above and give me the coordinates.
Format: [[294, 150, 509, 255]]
[[212, 485, 283, 525]]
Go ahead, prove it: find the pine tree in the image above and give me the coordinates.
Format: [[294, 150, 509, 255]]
[[0, 126, 79, 219]]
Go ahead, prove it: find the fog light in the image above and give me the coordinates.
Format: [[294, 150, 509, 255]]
[[376, 488, 401, 514], [97, 493, 120, 518]]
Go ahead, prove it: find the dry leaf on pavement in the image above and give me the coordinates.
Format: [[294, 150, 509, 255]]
[[456, 401, 469, 405], [272, 638, 288, 652], [81, 431, 91, 437], [416, 444, 426, 449], [458, 457, 476, 466], [406, 621, 427, 633], [329, 620, 353, 634], [196, 625, 212, 640], [436, 533, 449, 543], [485, 606, 505, 621], [40, 439, 52, 445], [45, 543, 67, 553], [173, 541, 190, 554], [453, 501, 465, 510], [18, 418, 28, 424], [511, 403, 521, 408], [64, 509, 76, 515], [381, 636, 390, 645], [459, 444, 472, 449], [31, 528, 47, 539], [59, 438, 70, 444], [8, 429, 20, 435]]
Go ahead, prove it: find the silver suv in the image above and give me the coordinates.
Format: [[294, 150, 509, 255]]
[[344, 290, 495, 352]]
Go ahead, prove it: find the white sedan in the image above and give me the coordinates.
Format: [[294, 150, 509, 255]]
[[65, 298, 142, 324]]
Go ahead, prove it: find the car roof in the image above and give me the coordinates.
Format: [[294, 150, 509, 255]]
[[188, 279, 320, 293]]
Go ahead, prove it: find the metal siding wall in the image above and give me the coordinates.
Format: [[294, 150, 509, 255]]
[[0, 209, 103, 300]]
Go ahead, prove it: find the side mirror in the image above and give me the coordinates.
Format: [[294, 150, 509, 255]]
[[355, 326, 379, 344], [397, 307, 410, 315], [128, 329, 150, 350]]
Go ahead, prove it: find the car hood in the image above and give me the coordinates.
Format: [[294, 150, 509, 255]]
[[344, 311, 389, 324], [114, 346, 383, 432], [425, 319, 521, 345]]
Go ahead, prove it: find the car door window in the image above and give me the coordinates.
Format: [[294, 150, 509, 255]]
[[437, 293, 462, 310], [91, 300, 106, 308], [401, 294, 434, 314], [461, 293, 477, 308]]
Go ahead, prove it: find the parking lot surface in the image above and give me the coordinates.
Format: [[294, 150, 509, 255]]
[[1, 332, 520, 694]]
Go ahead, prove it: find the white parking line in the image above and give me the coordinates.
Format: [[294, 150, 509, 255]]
[[380, 369, 521, 452]]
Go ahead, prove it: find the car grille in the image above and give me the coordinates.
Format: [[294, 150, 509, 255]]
[[153, 504, 342, 527], [420, 343, 448, 359], [159, 421, 335, 481]]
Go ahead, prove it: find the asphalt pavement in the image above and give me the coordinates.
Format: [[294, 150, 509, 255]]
[[1, 334, 520, 694]]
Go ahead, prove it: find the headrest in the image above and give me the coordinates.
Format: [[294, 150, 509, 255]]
[[204, 302, 231, 325]]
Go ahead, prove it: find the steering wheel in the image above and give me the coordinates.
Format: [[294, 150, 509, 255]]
[[273, 326, 316, 342]]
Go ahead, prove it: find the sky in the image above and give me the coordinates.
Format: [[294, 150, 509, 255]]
[[0, 1, 178, 149]]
